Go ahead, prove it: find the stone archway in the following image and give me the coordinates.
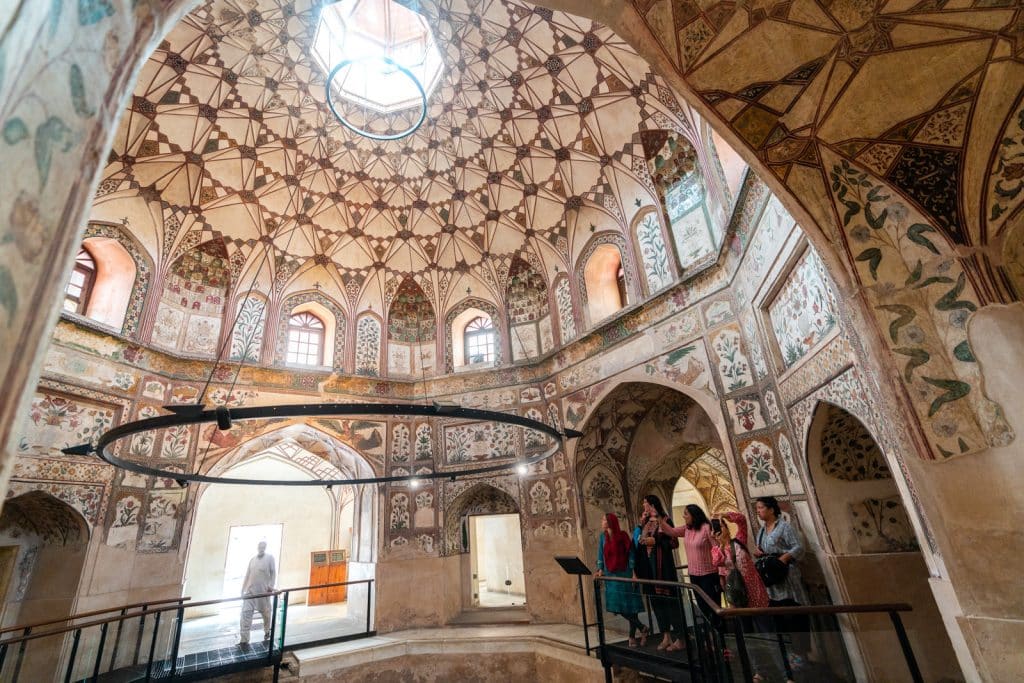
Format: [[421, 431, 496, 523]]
[[806, 403, 962, 682], [0, 491, 90, 681]]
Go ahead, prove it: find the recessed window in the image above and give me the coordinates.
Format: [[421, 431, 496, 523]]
[[64, 248, 96, 315], [312, 0, 444, 114], [287, 312, 325, 367], [464, 316, 495, 364]]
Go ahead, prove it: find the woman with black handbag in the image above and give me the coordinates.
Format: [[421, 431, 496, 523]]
[[633, 495, 684, 651], [753, 496, 811, 670]]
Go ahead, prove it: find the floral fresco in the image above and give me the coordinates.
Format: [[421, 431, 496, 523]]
[[769, 248, 839, 369], [444, 421, 516, 463], [24, 392, 117, 455]]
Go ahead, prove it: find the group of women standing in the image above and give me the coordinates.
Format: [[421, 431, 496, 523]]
[[595, 494, 808, 657]]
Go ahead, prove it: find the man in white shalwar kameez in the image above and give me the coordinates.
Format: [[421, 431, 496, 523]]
[[238, 541, 276, 646]]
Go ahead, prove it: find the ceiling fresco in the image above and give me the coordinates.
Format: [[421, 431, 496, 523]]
[[94, 0, 704, 311]]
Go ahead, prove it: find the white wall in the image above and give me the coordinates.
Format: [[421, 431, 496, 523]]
[[471, 514, 526, 596], [184, 456, 334, 606]]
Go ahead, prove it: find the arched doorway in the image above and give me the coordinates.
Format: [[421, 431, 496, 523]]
[[574, 382, 740, 573], [0, 492, 90, 681], [181, 424, 379, 648], [442, 483, 525, 617], [806, 403, 962, 682]]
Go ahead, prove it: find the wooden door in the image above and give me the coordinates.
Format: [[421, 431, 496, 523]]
[[307, 551, 330, 605]]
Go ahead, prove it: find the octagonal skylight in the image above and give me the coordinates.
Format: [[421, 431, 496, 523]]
[[312, 0, 444, 115]]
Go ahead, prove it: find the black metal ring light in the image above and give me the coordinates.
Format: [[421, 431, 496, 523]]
[[326, 56, 428, 141], [64, 403, 582, 487]]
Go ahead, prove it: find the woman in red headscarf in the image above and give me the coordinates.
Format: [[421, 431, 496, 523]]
[[596, 512, 647, 647]]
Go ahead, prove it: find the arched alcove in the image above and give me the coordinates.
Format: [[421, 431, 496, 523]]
[[387, 279, 436, 377], [506, 256, 551, 360], [441, 483, 524, 616], [445, 298, 502, 372], [151, 239, 230, 357], [582, 243, 628, 327], [0, 492, 90, 680], [63, 237, 138, 330], [275, 293, 346, 369], [806, 403, 961, 682]]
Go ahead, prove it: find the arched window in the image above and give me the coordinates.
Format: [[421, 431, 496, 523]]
[[616, 265, 627, 307], [64, 248, 96, 314], [286, 312, 325, 366], [464, 316, 495, 364]]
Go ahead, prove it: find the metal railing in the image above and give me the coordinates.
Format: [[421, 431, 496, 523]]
[[593, 575, 922, 683], [0, 579, 375, 682]]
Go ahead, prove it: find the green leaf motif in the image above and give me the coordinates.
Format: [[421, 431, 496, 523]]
[[49, 0, 64, 36], [665, 345, 695, 365], [78, 0, 115, 25], [865, 202, 888, 230], [842, 200, 860, 227], [0, 265, 17, 325], [34, 116, 74, 188], [878, 304, 916, 343], [905, 260, 922, 286], [69, 64, 95, 118], [913, 275, 954, 290], [922, 377, 971, 417], [953, 340, 975, 362], [935, 273, 977, 313], [893, 347, 930, 383], [2, 118, 28, 145], [855, 247, 882, 280], [906, 223, 939, 255]]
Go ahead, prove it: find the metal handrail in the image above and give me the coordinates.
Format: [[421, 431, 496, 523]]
[[0, 596, 192, 635], [0, 579, 375, 648], [596, 574, 911, 617]]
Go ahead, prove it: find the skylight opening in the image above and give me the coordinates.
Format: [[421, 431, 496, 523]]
[[312, 0, 444, 115]]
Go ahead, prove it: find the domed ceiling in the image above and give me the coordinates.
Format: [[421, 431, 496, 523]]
[[94, 0, 699, 310]]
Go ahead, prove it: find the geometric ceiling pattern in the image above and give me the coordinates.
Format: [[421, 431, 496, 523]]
[[97, 0, 697, 307]]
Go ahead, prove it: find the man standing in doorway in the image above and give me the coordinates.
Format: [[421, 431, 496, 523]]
[[239, 540, 276, 648]]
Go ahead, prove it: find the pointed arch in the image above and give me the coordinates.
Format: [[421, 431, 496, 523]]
[[576, 232, 639, 330], [445, 296, 503, 372], [506, 255, 551, 360], [442, 483, 520, 556], [387, 278, 436, 377], [75, 222, 154, 336], [275, 290, 346, 369], [354, 311, 384, 376], [151, 238, 230, 357]]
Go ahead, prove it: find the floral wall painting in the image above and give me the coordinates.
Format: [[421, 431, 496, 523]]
[[819, 404, 892, 482], [228, 295, 267, 362], [849, 497, 919, 554], [768, 247, 839, 369], [151, 241, 229, 357], [740, 439, 785, 497], [391, 423, 411, 463], [555, 277, 576, 343], [23, 391, 117, 456], [443, 421, 516, 464], [137, 490, 185, 553], [390, 493, 410, 531], [634, 211, 673, 293], [354, 315, 382, 376], [824, 151, 1013, 459], [710, 324, 753, 393]]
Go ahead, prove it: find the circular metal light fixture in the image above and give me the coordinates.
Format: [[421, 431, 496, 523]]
[[64, 402, 581, 487], [326, 57, 428, 141]]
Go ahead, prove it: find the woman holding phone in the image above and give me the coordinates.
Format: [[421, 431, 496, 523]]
[[659, 504, 721, 625]]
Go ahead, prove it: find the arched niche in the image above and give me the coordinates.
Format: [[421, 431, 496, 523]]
[[387, 279, 436, 378], [0, 492, 90, 681], [806, 402, 961, 682], [581, 242, 628, 327], [151, 239, 230, 357], [81, 222, 154, 337], [274, 292, 346, 370], [445, 298, 502, 372], [67, 237, 137, 330], [505, 256, 551, 360]]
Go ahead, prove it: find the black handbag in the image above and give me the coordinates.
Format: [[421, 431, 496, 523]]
[[756, 528, 790, 588], [724, 540, 750, 607]]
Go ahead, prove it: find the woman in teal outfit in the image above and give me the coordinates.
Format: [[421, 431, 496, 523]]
[[596, 512, 648, 647]]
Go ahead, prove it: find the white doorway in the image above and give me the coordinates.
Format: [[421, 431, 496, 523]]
[[469, 514, 526, 607], [222, 524, 282, 598]]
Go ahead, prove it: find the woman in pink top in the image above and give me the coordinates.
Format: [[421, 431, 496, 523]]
[[659, 504, 722, 626]]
